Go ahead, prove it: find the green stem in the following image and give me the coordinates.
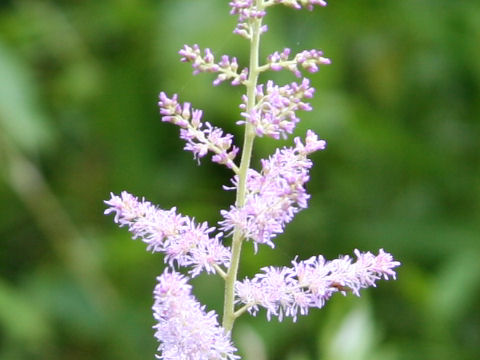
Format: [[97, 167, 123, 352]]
[[222, 1, 263, 332]]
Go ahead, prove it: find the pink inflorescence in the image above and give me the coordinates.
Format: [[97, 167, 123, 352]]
[[229, 1, 328, 39], [158, 92, 239, 169], [104, 191, 231, 277], [235, 249, 401, 321], [229, 0, 268, 39], [271, 0, 328, 11], [267, 48, 331, 77], [219, 130, 326, 250], [153, 270, 239, 360], [104, 1, 402, 358], [296, 49, 332, 73], [179, 44, 248, 86], [238, 78, 315, 139]]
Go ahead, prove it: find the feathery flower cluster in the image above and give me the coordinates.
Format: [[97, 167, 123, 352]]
[[153, 270, 239, 360], [179, 44, 249, 86], [158, 92, 239, 170], [238, 78, 315, 139], [105, 1, 400, 358], [220, 130, 326, 249], [236, 249, 400, 321], [104, 191, 231, 277]]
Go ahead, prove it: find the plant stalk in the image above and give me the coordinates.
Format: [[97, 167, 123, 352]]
[[222, 1, 263, 332]]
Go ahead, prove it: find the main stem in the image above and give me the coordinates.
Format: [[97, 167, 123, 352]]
[[222, 5, 263, 332]]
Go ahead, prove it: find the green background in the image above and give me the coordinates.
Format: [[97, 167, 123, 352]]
[[1, 0, 479, 359]]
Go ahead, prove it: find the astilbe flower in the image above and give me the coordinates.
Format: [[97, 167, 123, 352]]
[[229, 0, 269, 39], [235, 249, 400, 321], [270, 0, 328, 11], [266, 48, 331, 77], [158, 92, 239, 170], [229, 0, 328, 39], [104, 191, 231, 277], [179, 44, 249, 86], [153, 270, 239, 360], [238, 78, 315, 139], [105, 1, 401, 358], [230, 0, 266, 20], [219, 130, 326, 250]]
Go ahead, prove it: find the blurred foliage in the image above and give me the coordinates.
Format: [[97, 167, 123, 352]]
[[0, 0, 479, 359]]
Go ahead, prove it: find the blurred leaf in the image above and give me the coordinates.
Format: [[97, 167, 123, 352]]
[[0, 279, 52, 345], [286, 352, 311, 360], [235, 322, 268, 360], [24, 268, 106, 338], [320, 298, 378, 360], [429, 249, 480, 325], [0, 41, 54, 154]]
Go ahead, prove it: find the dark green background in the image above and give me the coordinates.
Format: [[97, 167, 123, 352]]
[[1, 1, 479, 359]]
